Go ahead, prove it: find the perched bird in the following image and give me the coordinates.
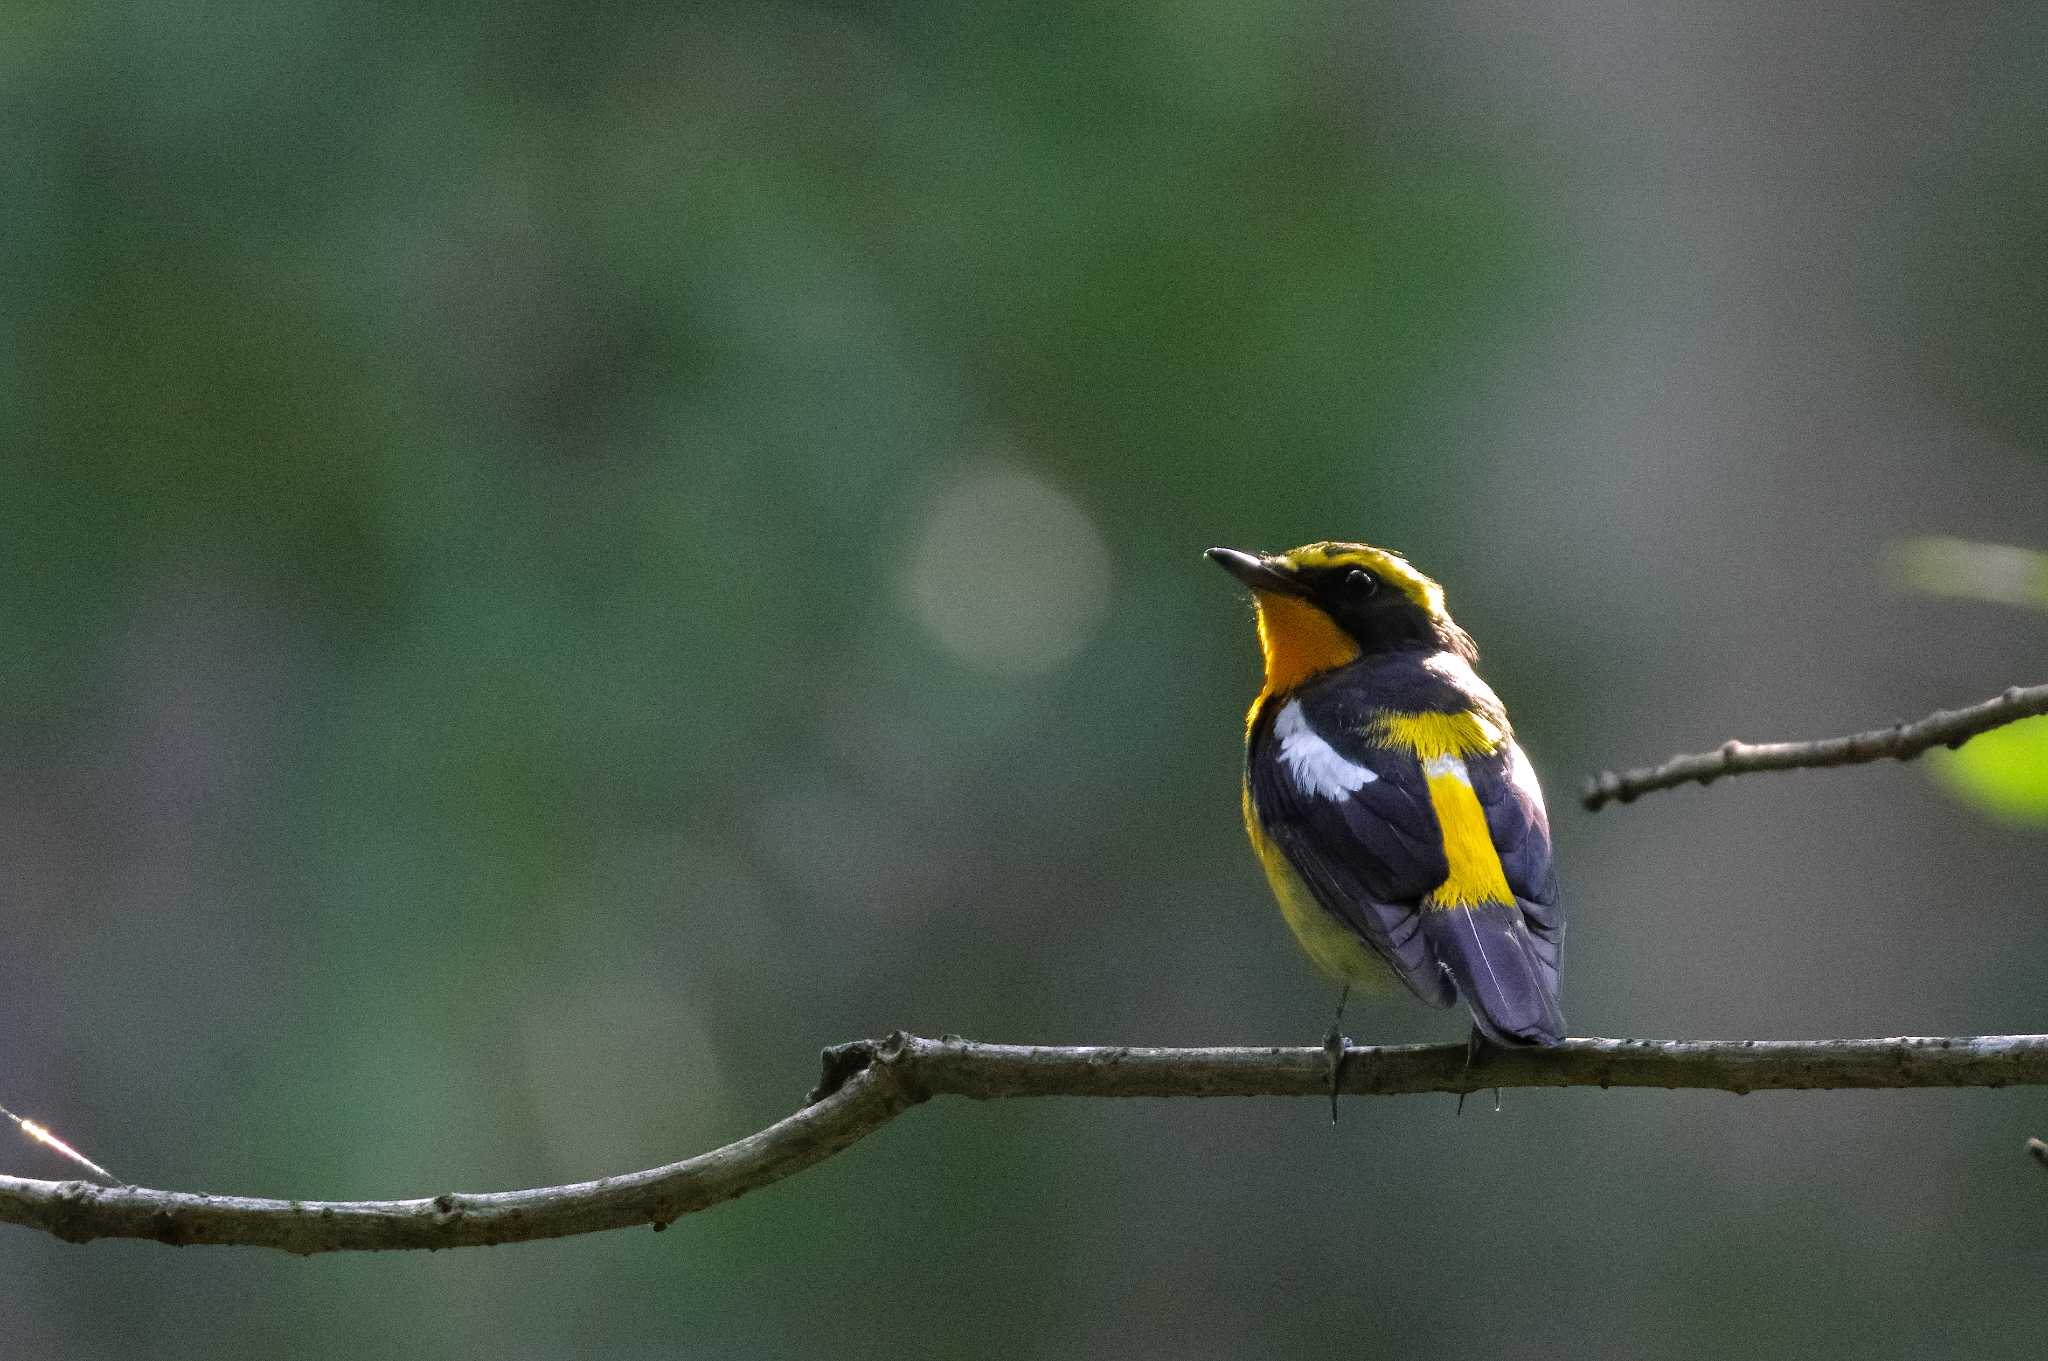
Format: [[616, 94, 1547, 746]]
[[1207, 541, 1565, 1086]]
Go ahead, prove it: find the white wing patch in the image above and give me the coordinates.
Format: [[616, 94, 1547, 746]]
[[1275, 700, 1377, 799]]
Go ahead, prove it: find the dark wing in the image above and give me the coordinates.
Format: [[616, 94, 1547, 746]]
[[1247, 720, 1456, 1007], [1466, 740, 1565, 1005]]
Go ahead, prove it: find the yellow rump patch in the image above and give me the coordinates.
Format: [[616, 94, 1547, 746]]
[[1371, 711, 1503, 760], [1250, 592, 1362, 702], [1419, 758, 1513, 908]]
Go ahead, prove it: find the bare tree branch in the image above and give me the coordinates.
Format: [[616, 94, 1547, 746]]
[[1581, 682, 2048, 811], [4, 1032, 2047, 1255]]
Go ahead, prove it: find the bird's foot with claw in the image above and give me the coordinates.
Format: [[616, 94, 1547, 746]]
[[1456, 1028, 1503, 1115], [1323, 1025, 1349, 1125]]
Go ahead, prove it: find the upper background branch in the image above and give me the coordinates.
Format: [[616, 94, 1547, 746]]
[[1581, 682, 2048, 811]]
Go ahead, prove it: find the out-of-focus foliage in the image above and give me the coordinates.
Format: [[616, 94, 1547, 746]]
[[1892, 537, 2048, 822], [1931, 719, 2048, 826], [1894, 538, 2048, 612], [3, 4, 2047, 1360]]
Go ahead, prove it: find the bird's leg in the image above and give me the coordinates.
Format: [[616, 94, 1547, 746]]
[[1323, 985, 1351, 1125]]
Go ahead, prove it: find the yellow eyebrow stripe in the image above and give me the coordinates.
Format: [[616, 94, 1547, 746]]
[[1371, 711, 1503, 760], [1418, 756, 1514, 909]]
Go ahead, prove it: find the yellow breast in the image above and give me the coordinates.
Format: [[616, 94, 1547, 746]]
[[1240, 780, 1394, 985]]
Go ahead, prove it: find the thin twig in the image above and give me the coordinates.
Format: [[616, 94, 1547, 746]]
[[1581, 683, 2048, 811], [0, 1104, 125, 1186], [4, 1032, 2046, 1255]]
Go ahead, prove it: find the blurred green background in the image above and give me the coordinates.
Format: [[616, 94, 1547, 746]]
[[5, 3, 2048, 1357]]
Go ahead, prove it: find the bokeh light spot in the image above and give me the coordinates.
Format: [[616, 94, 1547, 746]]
[[902, 459, 1111, 676]]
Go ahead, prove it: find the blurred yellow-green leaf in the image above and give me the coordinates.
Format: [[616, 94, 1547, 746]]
[[1929, 716, 2048, 824], [1892, 536, 2048, 610]]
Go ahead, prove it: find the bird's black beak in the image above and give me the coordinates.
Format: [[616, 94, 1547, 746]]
[[1205, 546, 1304, 596]]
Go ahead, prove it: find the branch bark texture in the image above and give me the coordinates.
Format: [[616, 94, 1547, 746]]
[[1582, 682, 2048, 811], [4, 1032, 2046, 1256]]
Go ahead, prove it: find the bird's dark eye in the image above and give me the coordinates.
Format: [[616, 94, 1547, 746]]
[[1340, 568, 1378, 598]]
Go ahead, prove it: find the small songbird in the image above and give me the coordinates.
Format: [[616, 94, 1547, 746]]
[[1208, 542, 1565, 1086]]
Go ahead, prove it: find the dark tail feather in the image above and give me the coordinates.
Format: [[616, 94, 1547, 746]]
[[1423, 903, 1566, 1046]]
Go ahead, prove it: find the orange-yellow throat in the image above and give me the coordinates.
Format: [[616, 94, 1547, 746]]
[[1251, 591, 1361, 701]]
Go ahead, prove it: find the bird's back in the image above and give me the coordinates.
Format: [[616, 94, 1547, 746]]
[[1246, 652, 1565, 1044]]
